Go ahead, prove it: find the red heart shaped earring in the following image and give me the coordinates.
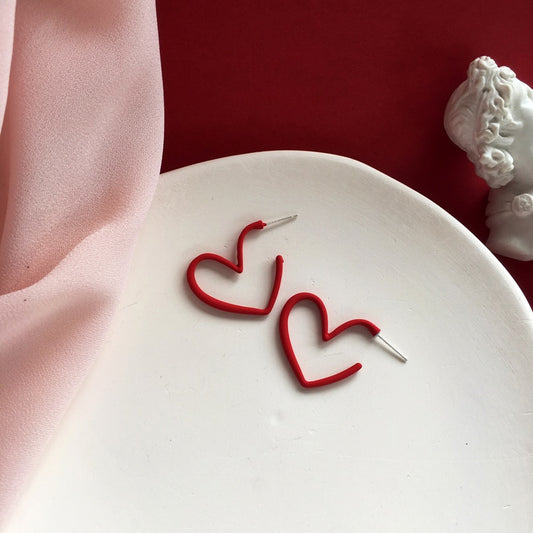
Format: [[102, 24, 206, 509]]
[[279, 292, 406, 388], [186, 215, 297, 315]]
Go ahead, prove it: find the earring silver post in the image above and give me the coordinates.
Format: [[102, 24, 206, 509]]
[[265, 214, 298, 226], [376, 333, 407, 362]]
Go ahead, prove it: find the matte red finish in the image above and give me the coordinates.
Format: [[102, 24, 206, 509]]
[[187, 220, 283, 315], [279, 292, 380, 388]]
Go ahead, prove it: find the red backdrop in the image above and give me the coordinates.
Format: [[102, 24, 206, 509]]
[[156, 0, 533, 307]]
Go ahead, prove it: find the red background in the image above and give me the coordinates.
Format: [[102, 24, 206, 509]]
[[156, 0, 532, 307]]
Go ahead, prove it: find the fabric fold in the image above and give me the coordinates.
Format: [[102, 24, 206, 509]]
[[0, 0, 164, 525]]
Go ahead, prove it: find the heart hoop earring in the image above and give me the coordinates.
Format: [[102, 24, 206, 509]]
[[279, 292, 406, 388], [187, 215, 297, 315]]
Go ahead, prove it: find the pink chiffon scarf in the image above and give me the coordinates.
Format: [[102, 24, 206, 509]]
[[0, 0, 164, 525]]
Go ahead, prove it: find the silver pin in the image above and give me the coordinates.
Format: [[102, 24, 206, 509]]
[[376, 333, 407, 362], [264, 214, 298, 226]]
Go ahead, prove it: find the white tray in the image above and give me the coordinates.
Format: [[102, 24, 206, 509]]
[[8, 151, 533, 532]]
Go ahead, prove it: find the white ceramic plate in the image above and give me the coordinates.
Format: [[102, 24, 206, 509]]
[[7, 151, 533, 532]]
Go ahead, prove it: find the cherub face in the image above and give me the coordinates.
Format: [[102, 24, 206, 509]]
[[507, 79, 533, 193], [485, 77, 533, 260], [445, 57, 533, 260]]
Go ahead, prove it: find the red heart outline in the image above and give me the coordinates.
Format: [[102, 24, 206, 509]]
[[279, 292, 381, 388], [186, 220, 283, 315]]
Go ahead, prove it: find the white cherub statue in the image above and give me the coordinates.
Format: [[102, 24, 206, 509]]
[[444, 56, 533, 261]]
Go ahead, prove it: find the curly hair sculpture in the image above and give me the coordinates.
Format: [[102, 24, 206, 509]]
[[445, 56, 521, 188]]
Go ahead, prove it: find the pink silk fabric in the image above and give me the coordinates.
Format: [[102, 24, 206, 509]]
[[0, 0, 164, 524]]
